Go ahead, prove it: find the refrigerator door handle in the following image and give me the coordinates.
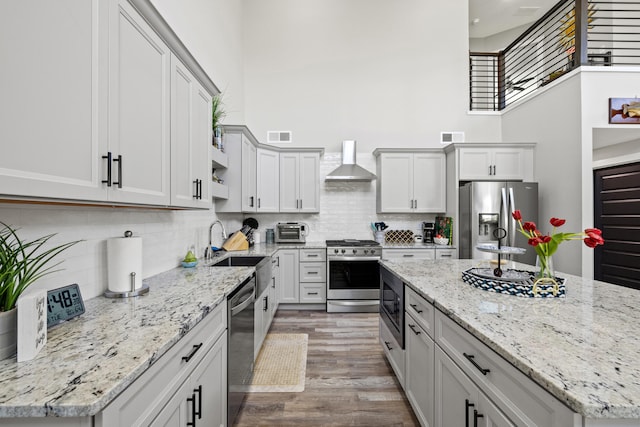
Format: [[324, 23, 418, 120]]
[[508, 187, 516, 247]]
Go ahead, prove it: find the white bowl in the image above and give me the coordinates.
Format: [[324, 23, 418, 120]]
[[434, 237, 449, 245]]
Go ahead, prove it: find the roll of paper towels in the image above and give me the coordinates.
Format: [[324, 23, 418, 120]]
[[107, 235, 142, 293]]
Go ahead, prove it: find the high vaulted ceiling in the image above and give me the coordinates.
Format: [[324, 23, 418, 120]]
[[469, 0, 559, 38]]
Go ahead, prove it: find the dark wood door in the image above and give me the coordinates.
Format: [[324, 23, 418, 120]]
[[594, 162, 640, 289]]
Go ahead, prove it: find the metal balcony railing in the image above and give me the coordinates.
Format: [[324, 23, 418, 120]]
[[470, 0, 640, 111]]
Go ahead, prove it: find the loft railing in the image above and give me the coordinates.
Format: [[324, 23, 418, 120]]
[[470, 0, 640, 111]]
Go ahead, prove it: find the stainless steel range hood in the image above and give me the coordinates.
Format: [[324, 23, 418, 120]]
[[325, 140, 376, 182]]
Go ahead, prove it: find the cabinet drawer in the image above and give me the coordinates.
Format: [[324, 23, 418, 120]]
[[435, 248, 457, 260], [379, 318, 405, 389], [435, 310, 576, 427], [405, 286, 435, 339], [299, 262, 326, 282], [382, 249, 435, 260], [98, 301, 227, 426], [300, 283, 326, 302], [300, 248, 326, 261]]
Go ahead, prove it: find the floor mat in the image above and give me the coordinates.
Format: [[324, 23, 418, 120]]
[[246, 333, 308, 392]]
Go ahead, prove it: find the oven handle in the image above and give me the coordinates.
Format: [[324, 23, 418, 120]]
[[328, 256, 381, 262]]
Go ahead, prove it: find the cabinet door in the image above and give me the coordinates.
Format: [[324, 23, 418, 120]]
[[191, 332, 227, 427], [170, 55, 213, 208], [278, 249, 299, 303], [405, 315, 435, 427], [108, 0, 171, 205], [150, 378, 190, 427], [378, 153, 414, 213], [458, 148, 493, 180], [0, 0, 106, 201], [279, 153, 300, 212], [492, 148, 523, 180], [256, 148, 280, 212], [413, 153, 446, 213], [478, 393, 516, 427], [255, 286, 268, 358], [241, 136, 257, 212], [435, 346, 477, 427], [298, 152, 320, 213]]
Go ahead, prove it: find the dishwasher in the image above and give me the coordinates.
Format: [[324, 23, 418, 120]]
[[227, 274, 256, 427]]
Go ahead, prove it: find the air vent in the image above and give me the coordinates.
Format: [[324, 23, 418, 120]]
[[440, 131, 465, 144], [267, 131, 292, 144]]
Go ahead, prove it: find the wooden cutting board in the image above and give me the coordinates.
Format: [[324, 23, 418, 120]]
[[222, 231, 249, 251]]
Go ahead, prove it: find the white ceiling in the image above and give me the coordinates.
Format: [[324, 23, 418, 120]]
[[469, 0, 560, 39]]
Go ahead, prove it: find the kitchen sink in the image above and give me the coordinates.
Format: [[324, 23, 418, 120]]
[[210, 256, 268, 267], [210, 256, 272, 295]]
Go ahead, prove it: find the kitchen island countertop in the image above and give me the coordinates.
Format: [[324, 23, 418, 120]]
[[380, 258, 640, 421]]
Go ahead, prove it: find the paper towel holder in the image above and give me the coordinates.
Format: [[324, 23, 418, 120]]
[[104, 231, 149, 299]]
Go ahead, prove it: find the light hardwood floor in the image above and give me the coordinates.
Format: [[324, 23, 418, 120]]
[[234, 310, 419, 426]]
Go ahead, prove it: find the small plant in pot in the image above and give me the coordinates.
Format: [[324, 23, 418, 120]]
[[0, 222, 79, 359], [211, 93, 226, 150]]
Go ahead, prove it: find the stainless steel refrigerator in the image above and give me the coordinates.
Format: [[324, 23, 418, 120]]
[[459, 181, 538, 265]]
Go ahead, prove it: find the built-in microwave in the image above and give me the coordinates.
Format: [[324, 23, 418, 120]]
[[275, 222, 308, 243]]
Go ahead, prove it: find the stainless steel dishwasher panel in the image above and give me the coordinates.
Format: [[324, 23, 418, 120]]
[[227, 275, 256, 427]]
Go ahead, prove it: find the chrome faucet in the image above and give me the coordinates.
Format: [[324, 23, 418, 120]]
[[205, 220, 227, 260]]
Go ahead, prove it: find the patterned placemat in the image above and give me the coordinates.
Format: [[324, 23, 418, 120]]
[[246, 333, 308, 392]]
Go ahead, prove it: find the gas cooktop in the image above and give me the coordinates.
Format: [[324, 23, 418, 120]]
[[326, 239, 380, 247]]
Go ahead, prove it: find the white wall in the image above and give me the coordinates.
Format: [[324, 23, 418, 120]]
[[242, 0, 501, 153], [501, 72, 584, 275], [150, 0, 245, 124]]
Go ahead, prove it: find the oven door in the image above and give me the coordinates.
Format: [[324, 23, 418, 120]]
[[327, 257, 380, 300], [380, 267, 404, 348]]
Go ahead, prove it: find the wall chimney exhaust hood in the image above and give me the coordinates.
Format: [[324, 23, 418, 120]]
[[325, 140, 376, 182]]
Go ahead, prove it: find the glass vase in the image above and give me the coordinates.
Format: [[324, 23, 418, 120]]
[[536, 254, 555, 280]]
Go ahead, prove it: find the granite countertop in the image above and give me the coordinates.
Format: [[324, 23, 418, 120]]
[[0, 258, 260, 418], [380, 258, 640, 420]]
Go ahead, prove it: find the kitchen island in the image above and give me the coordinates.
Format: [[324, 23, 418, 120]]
[[381, 258, 640, 425]]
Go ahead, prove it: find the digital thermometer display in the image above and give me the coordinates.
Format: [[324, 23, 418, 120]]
[[47, 284, 85, 328]]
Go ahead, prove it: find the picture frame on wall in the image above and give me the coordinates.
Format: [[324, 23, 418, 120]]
[[609, 98, 640, 124]]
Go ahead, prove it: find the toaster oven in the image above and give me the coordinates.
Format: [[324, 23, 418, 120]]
[[275, 222, 308, 243]]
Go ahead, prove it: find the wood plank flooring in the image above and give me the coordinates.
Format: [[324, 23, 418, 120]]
[[234, 310, 419, 426]]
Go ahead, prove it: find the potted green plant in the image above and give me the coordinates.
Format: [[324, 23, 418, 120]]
[[0, 222, 79, 359], [212, 94, 226, 150]]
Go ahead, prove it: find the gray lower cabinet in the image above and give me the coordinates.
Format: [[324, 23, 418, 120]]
[[435, 345, 513, 427], [379, 318, 405, 388], [405, 313, 435, 427], [381, 286, 579, 427]]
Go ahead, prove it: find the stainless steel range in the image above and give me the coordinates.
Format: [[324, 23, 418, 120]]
[[326, 239, 381, 313]]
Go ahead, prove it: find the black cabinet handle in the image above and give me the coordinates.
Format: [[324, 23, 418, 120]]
[[474, 409, 484, 427], [408, 323, 421, 335], [182, 343, 203, 362], [409, 303, 423, 313], [263, 295, 268, 311], [384, 341, 393, 351], [465, 399, 474, 427], [102, 152, 112, 186], [463, 353, 490, 375], [272, 277, 276, 288], [193, 180, 199, 198], [197, 179, 203, 199], [194, 385, 202, 419], [307, 292, 318, 295], [113, 155, 122, 188], [187, 393, 196, 426]]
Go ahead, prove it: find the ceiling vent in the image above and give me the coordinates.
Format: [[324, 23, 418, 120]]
[[267, 131, 292, 144], [440, 131, 465, 144], [325, 140, 376, 182]]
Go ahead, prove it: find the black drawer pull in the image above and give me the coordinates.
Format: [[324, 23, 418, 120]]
[[187, 393, 196, 426], [409, 303, 423, 313], [307, 271, 319, 274], [194, 385, 202, 419], [307, 254, 319, 257], [307, 291, 319, 295], [408, 323, 421, 335], [463, 353, 490, 375], [384, 341, 393, 351], [182, 343, 203, 362]]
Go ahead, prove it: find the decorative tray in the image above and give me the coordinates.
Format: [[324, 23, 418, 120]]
[[475, 244, 527, 255], [462, 268, 566, 298]]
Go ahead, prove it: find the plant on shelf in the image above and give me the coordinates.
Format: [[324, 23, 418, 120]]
[[212, 94, 226, 150], [512, 210, 604, 284], [0, 222, 79, 312]]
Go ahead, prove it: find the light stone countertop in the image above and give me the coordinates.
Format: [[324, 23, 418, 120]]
[[380, 258, 640, 420], [0, 257, 264, 418]]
